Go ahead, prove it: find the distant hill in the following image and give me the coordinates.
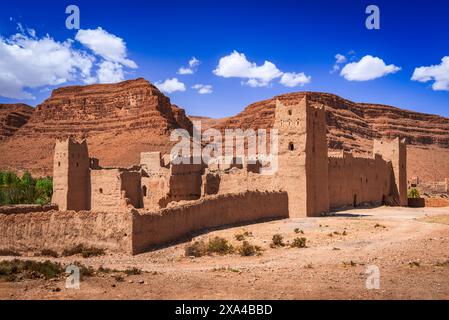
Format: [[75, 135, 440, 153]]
[[0, 79, 448, 182]]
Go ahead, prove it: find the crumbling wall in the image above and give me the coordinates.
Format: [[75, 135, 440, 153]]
[[0, 210, 132, 253], [120, 171, 142, 208], [328, 152, 391, 210], [168, 162, 203, 201], [132, 191, 289, 254], [373, 138, 407, 206], [204, 168, 276, 195], [90, 169, 124, 211], [0, 204, 58, 215]]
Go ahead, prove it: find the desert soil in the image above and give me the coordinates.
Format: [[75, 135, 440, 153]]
[[1, 206, 449, 300]]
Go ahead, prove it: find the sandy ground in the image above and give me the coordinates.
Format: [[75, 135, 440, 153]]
[[1, 206, 449, 300]]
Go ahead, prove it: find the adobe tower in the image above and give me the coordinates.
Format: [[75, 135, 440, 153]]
[[274, 96, 329, 217], [52, 138, 91, 211]]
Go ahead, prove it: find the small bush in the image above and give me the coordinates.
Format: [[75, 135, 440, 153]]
[[98, 266, 113, 273], [234, 234, 245, 241], [294, 228, 304, 234], [435, 260, 449, 267], [208, 237, 234, 255], [72, 262, 95, 278], [291, 237, 307, 248], [409, 261, 420, 268], [114, 275, 125, 282], [271, 234, 285, 247], [243, 231, 253, 237], [81, 247, 105, 258], [0, 249, 21, 257], [40, 249, 58, 258], [408, 188, 420, 199], [374, 223, 386, 229], [0, 259, 63, 282], [124, 267, 142, 276], [238, 241, 262, 257], [342, 261, 357, 267], [62, 244, 84, 257], [62, 244, 105, 258], [185, 241, 208, 257]]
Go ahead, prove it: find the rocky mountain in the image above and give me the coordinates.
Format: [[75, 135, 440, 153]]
[[209, 92, 449, 153], [0, 78, 192, 176], [0, 104, 33, 141], [0, 80, 448, 182], [190, 92, 449, 182]]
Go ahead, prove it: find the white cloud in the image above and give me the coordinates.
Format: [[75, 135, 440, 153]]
[[331, 53, 347, 73], [335, 53, 347, 64], [177, 56, 200, 75], [411, 57, 449, 91], [213, 50, 311, 88], [97, 61, 125, 84], [0, 32, 95, 99], [192, 84, 213, 94], [155, 78, 186, 94], [213, 51, 283, 87], [279, 72, 311, 87], [75, 27, 137, 68], [340, 55, 400, 81], [0, 25, 139, 99]]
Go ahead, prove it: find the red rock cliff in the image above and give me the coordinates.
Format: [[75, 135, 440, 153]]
[[0, 79, 192, 176], [0, 104, 33, 141]]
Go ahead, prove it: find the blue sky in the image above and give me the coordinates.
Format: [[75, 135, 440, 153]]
[[0, 0, 448, 118]]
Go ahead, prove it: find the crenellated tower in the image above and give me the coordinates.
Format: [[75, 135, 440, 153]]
[[52, 138, 90, 211]]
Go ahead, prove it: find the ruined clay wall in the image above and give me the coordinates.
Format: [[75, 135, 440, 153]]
[[168, 162, 203, 202], [205, 169, 277, 195], [0, 210, 132, 253], [132, 191, 289, 254], [90, 169, 124, 212], [0, 204, 58, 215], [142, 173, 170, 210], [328, 153, 391, 210], [120, 171, 142, 208], [373, 138, 407, 206]]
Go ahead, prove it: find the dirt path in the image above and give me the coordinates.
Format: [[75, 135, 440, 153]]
[[1, 206, 449, 300]]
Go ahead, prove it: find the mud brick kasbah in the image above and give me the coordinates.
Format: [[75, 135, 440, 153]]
[[0, 81, 409, 254]]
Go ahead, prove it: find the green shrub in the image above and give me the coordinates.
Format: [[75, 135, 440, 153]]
[[39, 249, 59, 258], [271, 234, 285, 247], [124, 267, 142, 275], [62, 244, 105, 258], [0, 249, 21, 256], [114, 275, 125, 282], [234, 234, 245, 241], [185, 240, 208, 257], [291, 237, 307, 248], [207, 237, 234, 255], [185, 237, 234, 257], [238, 241, 262, 257], [0, 259, 63, 281], [408, 188, 420, 199]]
